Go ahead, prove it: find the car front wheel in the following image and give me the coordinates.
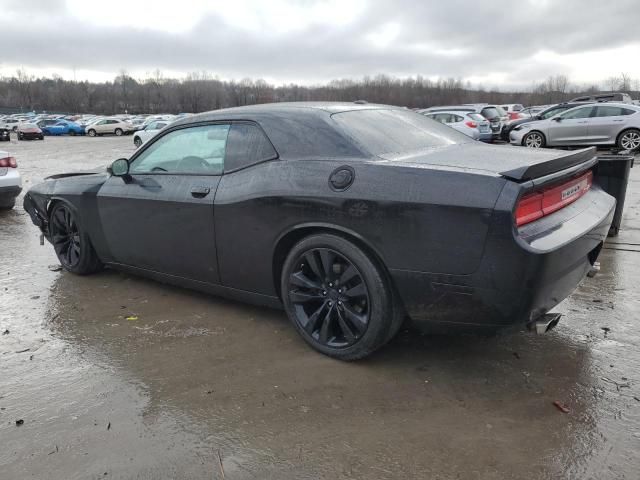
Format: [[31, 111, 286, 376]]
[[87, 129, 96, 137], [523, 131, 546, 148], [618, 129, 640, 151], [281, 234, 397, 360], [49, 203, 102, 275], [114, 128, 123, 136]]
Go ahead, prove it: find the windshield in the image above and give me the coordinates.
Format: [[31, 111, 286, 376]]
[[332, 108, 471, 157], [540, 106, 569, 119]]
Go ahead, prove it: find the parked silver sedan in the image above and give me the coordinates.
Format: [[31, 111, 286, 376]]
[[510, 103, 640, 149]]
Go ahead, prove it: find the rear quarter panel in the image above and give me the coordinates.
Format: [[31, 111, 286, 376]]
[[214, 158, 506, 296]]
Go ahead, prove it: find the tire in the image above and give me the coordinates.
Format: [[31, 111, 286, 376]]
[[114, 128, 123, 136], [523, 131, 546, 148], [617, 128, 640, 151], [17, 134, 22, 141], [49, 202, 102, 275], [87, 129, 96, 137], [134, 136, 142, 148], [281, 233, 396, 360], [69, 130, 76, 136]]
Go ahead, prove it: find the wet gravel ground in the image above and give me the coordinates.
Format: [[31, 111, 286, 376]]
[[1, 135, 639, 479]]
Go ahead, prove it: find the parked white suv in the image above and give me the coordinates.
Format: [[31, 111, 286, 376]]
[[85, 118, 136, 137], [133, 120, 169, 148], [0, 151, 22, 209]]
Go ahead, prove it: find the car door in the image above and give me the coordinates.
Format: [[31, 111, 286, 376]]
[[589, 105, 636, 143], [213, 123, 279, 294], [96, 123, 230, 284], [93, 119, 108, 133], [546, 106, 596, 145]]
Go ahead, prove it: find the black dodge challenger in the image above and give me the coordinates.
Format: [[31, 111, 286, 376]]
[[24, 102, 615, 360]]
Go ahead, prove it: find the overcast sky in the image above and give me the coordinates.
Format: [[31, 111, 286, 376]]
[[2, 0, 640, 89]]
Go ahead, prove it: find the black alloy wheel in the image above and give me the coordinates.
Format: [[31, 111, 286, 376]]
[[50, 204, 81, 269], [288, 248, 370, 348], [282, 234, 401, 360], [49, 203, 102, 274]]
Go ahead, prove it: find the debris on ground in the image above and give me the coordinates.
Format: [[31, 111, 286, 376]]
[[15, 348, 30, 354], [30, 295, 40, 300], [47, 445, 58, 455], [553, 401, 570, 413], [512, 352, 520, 359], [2, 329, 9, 335], [601, 327, 611, 335], [15, 419, 24, 426], [217, 449, 225, 479], [125, 315, 138, 321], [48, 264, 63, 272], [601, 377, 631, 391], [107, 422, 111, 430]]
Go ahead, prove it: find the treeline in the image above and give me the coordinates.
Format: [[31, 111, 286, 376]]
[[0, 70, 637, 115]]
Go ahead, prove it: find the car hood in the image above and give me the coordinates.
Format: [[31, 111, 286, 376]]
[[377, 142, 597, 181], [45, 166, 108, 180]]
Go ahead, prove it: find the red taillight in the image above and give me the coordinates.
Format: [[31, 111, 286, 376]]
[[0, 156, 17, 168], [465, 121, 478, 128], [515, 171, 593, 227]]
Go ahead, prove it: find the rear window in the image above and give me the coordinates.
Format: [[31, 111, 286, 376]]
[[480, 107, 500, 119], [467, 113, 485, 122], [332, 109, 471, 157]]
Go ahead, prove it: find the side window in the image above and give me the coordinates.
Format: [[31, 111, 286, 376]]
[[130, 124, 230, 175], [224, 124, 277, 172], [594, 106, 636, 117], [156, 122, 167, 129], [453, 114, 464, 122], [558, 107, 594, 120], [97, 120, 107, 125]]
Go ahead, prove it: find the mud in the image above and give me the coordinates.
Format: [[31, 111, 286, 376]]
[[1, 135, 639, 479]]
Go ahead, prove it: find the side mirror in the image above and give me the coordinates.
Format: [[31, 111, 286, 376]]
[[109, 158, 131, 180], [553, 117, 562, 122]]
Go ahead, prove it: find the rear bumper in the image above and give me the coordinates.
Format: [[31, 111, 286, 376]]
[[391, 186, 615, 330]]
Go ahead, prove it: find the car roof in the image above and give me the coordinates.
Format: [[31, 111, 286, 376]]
[[171, 102, 408, 160]]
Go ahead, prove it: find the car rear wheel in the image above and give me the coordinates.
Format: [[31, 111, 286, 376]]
[[114, 128, 123, 136], [281, 234, 396, 360], [523, 131, 546, 148], [617, 129, 640, 151], [87, 129, 96, 137], [134, 136, 142, 148], [49, 203, 102, 275]]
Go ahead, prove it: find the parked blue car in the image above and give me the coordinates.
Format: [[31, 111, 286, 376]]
[[40, 120, 84, 136]]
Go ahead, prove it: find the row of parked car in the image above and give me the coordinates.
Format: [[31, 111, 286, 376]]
[[417, 92, 640, 150], [0, 112, 188, 143]]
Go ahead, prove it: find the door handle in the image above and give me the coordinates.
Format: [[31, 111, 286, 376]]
[[190, 186, 210, 198]]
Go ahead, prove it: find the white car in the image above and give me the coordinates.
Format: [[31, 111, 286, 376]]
[[133, 120, 169, 148], [421, 110, 493, 142], [0, 151, 22, 209], [1, 118, 21, 132]]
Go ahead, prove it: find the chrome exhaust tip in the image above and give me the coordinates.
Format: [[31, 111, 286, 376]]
[[529, 313, 562, 334]]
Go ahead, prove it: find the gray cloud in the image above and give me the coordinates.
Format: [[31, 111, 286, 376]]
[[3, 0, 640, 86]]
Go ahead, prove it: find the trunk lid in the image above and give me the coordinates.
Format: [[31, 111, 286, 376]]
[[379, 143, 597, 181]]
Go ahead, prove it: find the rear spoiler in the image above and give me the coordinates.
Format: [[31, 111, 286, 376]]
[[500, 147, 597, 181]]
